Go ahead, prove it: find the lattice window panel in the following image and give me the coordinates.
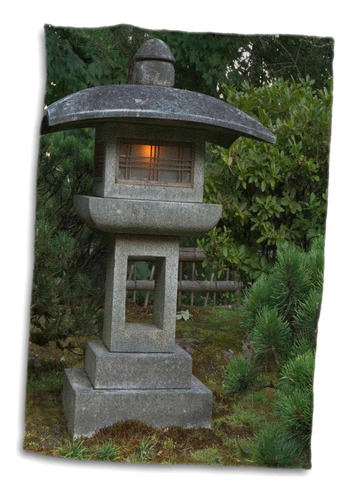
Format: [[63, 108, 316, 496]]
[[116, 140, 194, 187]]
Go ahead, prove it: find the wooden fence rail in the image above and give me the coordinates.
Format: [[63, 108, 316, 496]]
[[128, 247, 243, 307], [128, 247, 205, 263], [126, 279, 243, 293]]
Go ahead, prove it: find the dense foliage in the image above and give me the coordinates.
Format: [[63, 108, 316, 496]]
[[30, 26, 333, 346], [222, 238, 323, 465], [198, 78, 331, 281], [31, 130, 106, 345], [44, 25, 333, 105], [244, 236, 323, 355]]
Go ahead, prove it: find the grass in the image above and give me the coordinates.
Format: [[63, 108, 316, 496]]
[[23, 302, 309, 467]]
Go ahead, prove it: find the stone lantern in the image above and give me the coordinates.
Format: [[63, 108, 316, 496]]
[[41, 39, 275, 438]]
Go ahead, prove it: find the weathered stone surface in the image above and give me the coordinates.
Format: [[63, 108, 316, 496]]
[[92, 123, 205, 203], [102, 235, 179, 352], [132, 40, 176, 86], [74, 195, 222, 236], [63, 368, 213, 438], [85, 340, 192, 389], [133, 39, 175, 64], [41, 84, 276, 147], [132, 60, 175, 87]]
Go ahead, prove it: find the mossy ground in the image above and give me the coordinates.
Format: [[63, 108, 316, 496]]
[[23, 301, 308, 466]]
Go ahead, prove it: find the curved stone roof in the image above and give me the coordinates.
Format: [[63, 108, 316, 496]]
[[41, 84, 275, 148]]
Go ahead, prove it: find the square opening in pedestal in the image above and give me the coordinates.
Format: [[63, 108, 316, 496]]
[[102, 236, 179, 353], [126, 259, 155, 321], [125, 256, 168, 333]]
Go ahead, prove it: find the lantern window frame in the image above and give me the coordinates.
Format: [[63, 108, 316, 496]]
[[115, 139, 195, 188]]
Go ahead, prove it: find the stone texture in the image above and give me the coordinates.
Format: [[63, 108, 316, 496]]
[[132, 60, 175, 87], [102, 235, 179, 352], [74, 195, 222, 236], [63, 368, 213, 438], [91, 123, 205, 203], [41, 84, 276, 147], [85, 340, 192, 389], [133, 39, 175, 64], [132, 40, 175, 86]]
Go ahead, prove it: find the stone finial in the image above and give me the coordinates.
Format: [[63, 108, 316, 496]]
[[132, 38, 175, 87]]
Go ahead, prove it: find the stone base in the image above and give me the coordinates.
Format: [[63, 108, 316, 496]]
[[85, 340, 192, 389], [63, 368, 212, 438]]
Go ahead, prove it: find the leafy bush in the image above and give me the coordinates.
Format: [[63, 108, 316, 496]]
[[253, 422, 301, 468], [222, 355, 261, 395], [199, 78, 331, 282], [251, 307, 292, 366]]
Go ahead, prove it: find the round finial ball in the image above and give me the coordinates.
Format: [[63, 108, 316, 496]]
[[132, 39, 175, 87]]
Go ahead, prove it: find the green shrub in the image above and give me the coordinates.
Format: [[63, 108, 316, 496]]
[[200, 78, 331, 282], [293, 289, 322, 345], [274, 351, 315, 451], [244, 237, 323, 358], [243, 275, 275, 331], [227, 239, 321, 455], [276, 388, 313, 450], [251, 306, 292, 366], [253, 422, 301, 468], [222, 355, 261, 395], [280, 351, 315, 391], [306, 235, 325, 286], [269, 243, 312, 322], [289, 338, 316, 359]]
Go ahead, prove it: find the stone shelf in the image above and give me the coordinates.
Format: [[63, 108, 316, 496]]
[[74, 195, 222, 236]]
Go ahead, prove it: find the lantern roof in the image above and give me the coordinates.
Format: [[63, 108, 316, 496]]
[[41, 38, 275, 147], [41, 84, 275, 147]]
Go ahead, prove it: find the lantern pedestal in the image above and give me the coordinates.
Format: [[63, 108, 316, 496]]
[[62, 233, 213, 437], [63, 368, 212, 438], [84, 341, 193, 389]]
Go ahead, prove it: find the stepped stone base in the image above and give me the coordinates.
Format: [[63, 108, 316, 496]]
[[85, 340, 192, 389], [63, 368, 212, 438]]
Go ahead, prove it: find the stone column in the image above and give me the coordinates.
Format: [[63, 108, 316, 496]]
[[102, 234, 179, 352]]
